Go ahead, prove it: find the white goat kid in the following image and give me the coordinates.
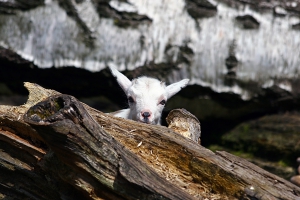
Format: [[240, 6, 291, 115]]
[[109, 67, 189, 125]]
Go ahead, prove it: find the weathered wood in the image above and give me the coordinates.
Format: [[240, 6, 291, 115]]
[[95, 110, 300, 200], [0, 82, 300, 200], [23, 94, 193, 199], [166, 108, 201, 144]]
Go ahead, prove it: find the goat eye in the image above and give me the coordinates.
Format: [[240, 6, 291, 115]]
[[159, 100, 166, 105], [128, 96, 135, 103]]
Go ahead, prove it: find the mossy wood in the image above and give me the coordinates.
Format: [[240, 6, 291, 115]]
[[0, 83, 299, 200]]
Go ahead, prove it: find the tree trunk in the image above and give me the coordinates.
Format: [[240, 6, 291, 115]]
[[0, 83, 299, 200]]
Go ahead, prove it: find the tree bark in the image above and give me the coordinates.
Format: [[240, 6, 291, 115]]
[[0, 83, 299, 200]]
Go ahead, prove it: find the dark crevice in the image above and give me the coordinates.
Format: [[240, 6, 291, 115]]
[[91, 0, 152, 28]]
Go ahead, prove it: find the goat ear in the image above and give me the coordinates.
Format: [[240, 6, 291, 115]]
[[166, 79, 189, 99], [109, 67, 132, 92]]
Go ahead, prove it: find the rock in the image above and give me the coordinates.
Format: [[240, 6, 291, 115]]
[[291, 175, 300, 187], [0, 0, 300, 102], [297, 157, 300, 164], [222, 113, 300, 162], [290, 157, 300, 186]]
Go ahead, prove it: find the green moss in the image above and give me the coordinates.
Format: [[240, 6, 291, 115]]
[[231, 150, 254, 159], [207, 144, 225, 152], [278, 160, 289, 167], [208, 144, 255, 159], [241, 124, 249, 133]]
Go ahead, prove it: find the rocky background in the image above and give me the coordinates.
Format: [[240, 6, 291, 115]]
[[0, 0, 300, 183]]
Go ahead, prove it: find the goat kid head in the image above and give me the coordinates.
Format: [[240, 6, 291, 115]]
[[110, 67, 189, 125]]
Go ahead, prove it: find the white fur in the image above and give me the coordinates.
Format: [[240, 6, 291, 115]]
[[109, 67, 189, 125]]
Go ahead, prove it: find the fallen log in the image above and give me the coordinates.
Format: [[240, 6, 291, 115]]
[[0, 82, 299, 200]]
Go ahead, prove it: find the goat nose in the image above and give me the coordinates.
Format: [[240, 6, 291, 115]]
[[142, 112, 151, 118]]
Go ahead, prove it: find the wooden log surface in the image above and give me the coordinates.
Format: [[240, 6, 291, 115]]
[[24, 94, 192, 199], [0, 82, 300, 200]]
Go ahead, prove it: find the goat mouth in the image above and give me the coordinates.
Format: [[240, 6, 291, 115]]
[[140, 118, 151, 124]]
